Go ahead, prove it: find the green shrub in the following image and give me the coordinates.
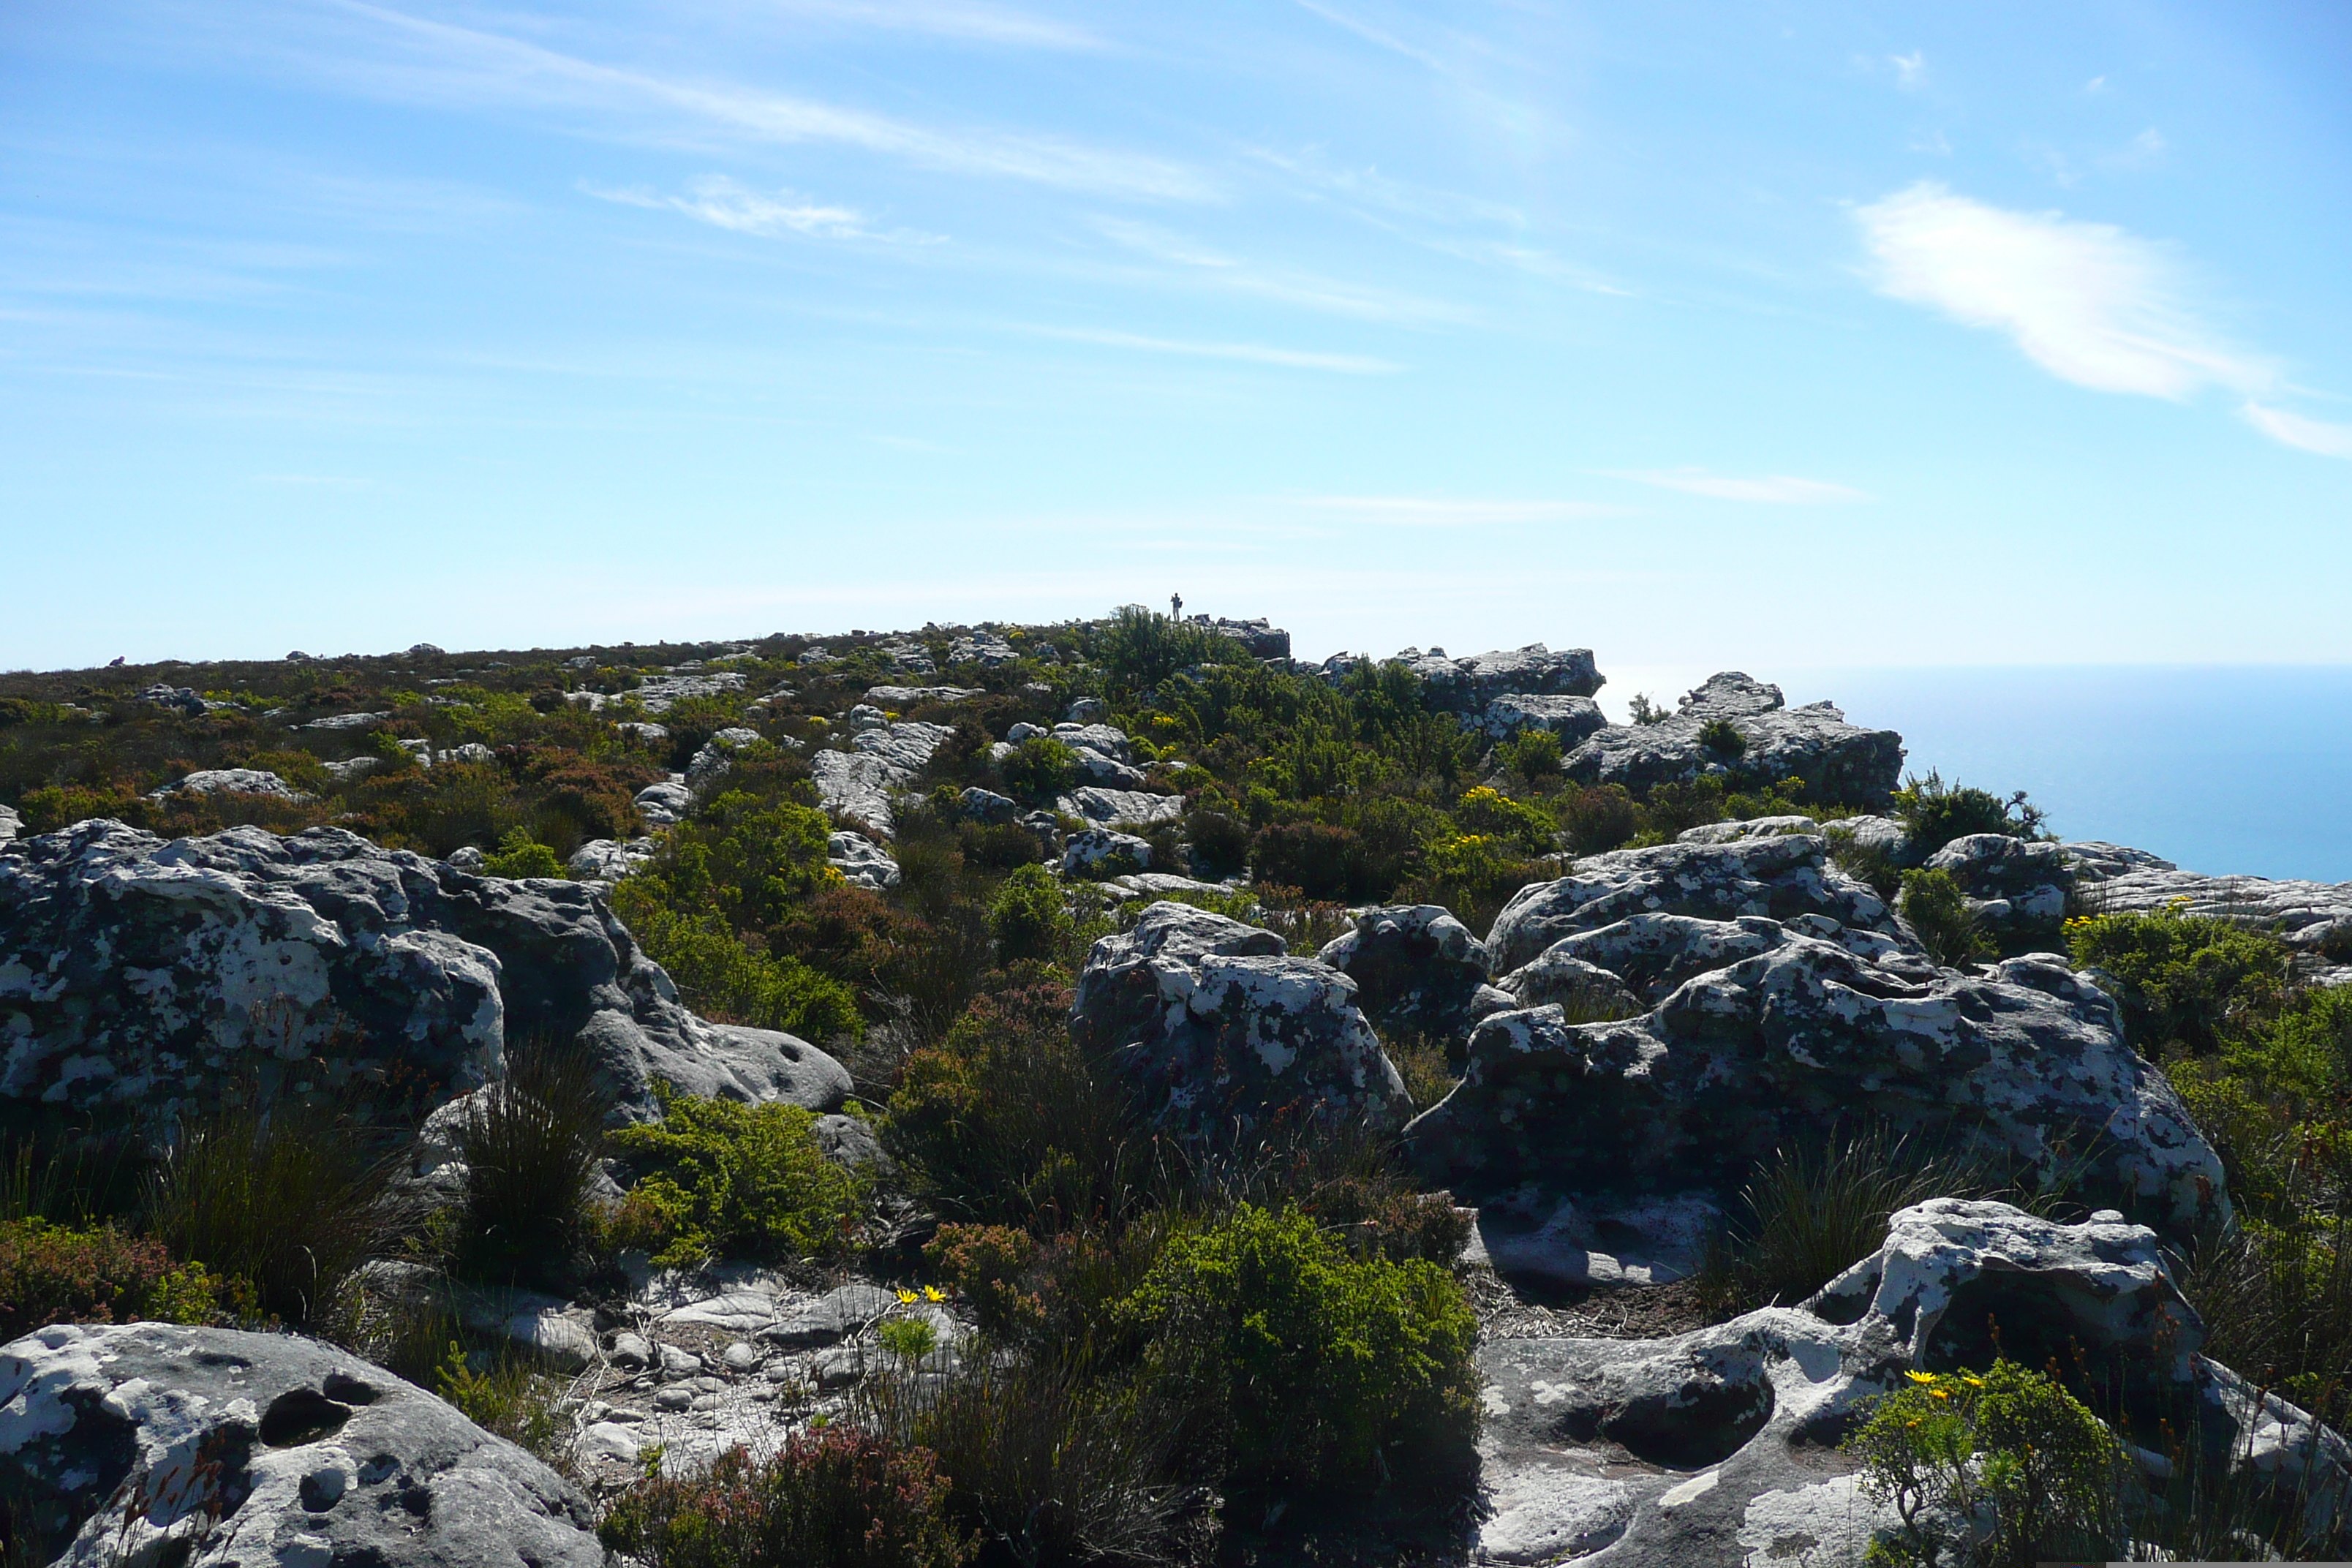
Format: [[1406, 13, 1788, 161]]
[[1696, 717, 1746, 758], [1640, 776, 1726, 838], [1901, 867, 1994, 968], [1892, 769, 2045, 857], [1844, 1360, 2126, 1567], [1495, 728, 1563, 780], [1554, 783, 1639, 855], [1700, 1125, 2011, 1316], [877, 1316, 938, 1364], [883, 984, 1148, 1232], [623, 788, 837, 932], [609, 1084, 867, 1269], [599, 1431, 973, 1568], [1398, 833, 1543, 937], [148, 1097, 394, 1329], [0, 1219, 224, 1340], [448, 1043, 613, 1289], [1116, 1203, 1478, 1497], [434, 1340, 566, 1463], [617, 900, 864, 1043], [1000, 736, 1081, 799], [480, 828, 565, 879], [2065, 907, 2289, 1057], [1453, 785, 1556, 853], [1092, 605, 1247, 693], [987, 863, 1071, 967]]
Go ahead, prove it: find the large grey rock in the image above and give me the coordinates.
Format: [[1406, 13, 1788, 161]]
[[1484, 834, 1898, 975], [1051, 723, 1134, 764], [957, 786, 1018, 824], [147, 769, 314, 803], [1479, 693, 1607, 747], [2070, 848, 2352, 958], [1189, 615, 1290, 660], [1318, 905, 1515, 1053], [946, 628, 1018, 667], [300, 711, 391, 731], [1413, 921, 2228, 1236], [0, 1322, 599, 1568], [808, 722, 953, 839], [1335, 644, 1602, 713], [685, 726, 764, 791], [1926, 832, 2073, 935], [633, 778, 692, 829], [1071, 902, 1408, 1136], [0, 806, 23, 848], [864, 685, 979, 706], [1562, 672, 1904, 808], [1676, 814, 1817, 845], [1062, 828, 1150, 878], [630, 668, 747, 714], [140, 683, 222, 717], [566, 836, 655, 883], [826, 829, 901, 891], [1473, 1199, 2348, 1565], [1055, 787, 1183, 831], [0, 821, 849, 1130]]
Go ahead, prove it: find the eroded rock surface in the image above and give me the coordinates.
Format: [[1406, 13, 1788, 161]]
[[0, 1322, 600, 1568], [0, 821, 849, 1128], [808, 721, 953, 839], [1562, 673, 1903, 807], [2069, 845, 2352, 958], [1071, 901, 1409, 1135], [1318, 905, 1515, 1055]]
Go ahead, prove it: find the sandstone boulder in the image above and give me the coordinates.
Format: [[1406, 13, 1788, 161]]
[[1317, 905, 1515, 1055], [0, 821, 850, 1130], [1071, 902, 1408, 1136], [147, 769, 314, 803], [1478, 693, 1608, 746], [1063, 828, 1150, 878], [1926, 832, 2073, 936], [1562, 673, 1903, 807], [0, 1322, 600, 1568], [808, 721, 953, 839], [826, 829, 901, 891], [2068, 847, 2352, 958]]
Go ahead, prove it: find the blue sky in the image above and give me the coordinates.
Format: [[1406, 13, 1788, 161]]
[[4, 0, 2349, 685]]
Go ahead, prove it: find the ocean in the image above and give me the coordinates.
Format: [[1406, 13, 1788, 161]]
[[1770, 666, 2352, 885]]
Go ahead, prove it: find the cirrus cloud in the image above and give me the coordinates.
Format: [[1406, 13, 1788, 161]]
[[1605, 469, 1874, 504]]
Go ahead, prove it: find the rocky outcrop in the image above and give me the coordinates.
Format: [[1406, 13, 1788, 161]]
[[1562, 673, 1904, 808], [0, 821, 850, 1130], [1316, 905, 1515, 1055], [1926, 832, 2073, 937], [0, 1322, 600, 1568], [2069, 845, 2352, 958], [1056, 787, 1183, 832], [684, 725, 764, 791], [1474, 1199, 2345, 1565], [566, 836, 655, 883], [148, 769, 314, 803], [0, 805, 20, 848], [1334, 644, 1604, 713], [1070, 902, 1408, 1137], [864, 685, 979, 706], [1191, 615, 1290, 660], [808, 721, 953, 838], [1063, 828, 1150, 878], [826, 829, 901, 891], [1478, 693, 1607, 746], [1417, 890, 2227, 1232], [1485, 833, 1899, 975]]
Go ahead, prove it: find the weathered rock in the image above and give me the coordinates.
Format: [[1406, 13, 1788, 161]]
[[0, 821, 850, 1130], [685, 726, 764, 791], [1479, 693, 1608, 747], [300, 711, 391, 731], [147, 769, 314, 803], [1473, 1199, 2351, 1565], [1490, 946, 1641, 1019], [633, 778, 692, 829], [946, 629, 1019, 667], [1484, 834, 1898, 976], [1562, 673, 1904, 807], [631, 668, 747, 714], [1187, 615, 1291, 660], [1327, 644, 1602, 713], [1676, 815, 1818, 845], [957, 786, 1017, 824], [0, 805, 20, 848], [1414, 921, 2228, 1235], [1055, 787, 1183, 831], [1470, 1191, 1720, 1287], [1064, 697, 1109, 724], [0, 1322, 600, 1568], [761, 1283, 899, 1349], [1071, 902, 1408, 1136], [1318, 905, 1515, 1053], [865, 685, 980, 706], [567, 837, 655, 883], [809, 722, 952, 839], [1926, 832, 2073, 935], [140, 683, 223, 717], [826, 830, 902, 891], [2069, 848, 2352, 957], [1063, 828, 1150, 878], [1052, 723, 1134, 764], [1825, 813, 1918, 869]]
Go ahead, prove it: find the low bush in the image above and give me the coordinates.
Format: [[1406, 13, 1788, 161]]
[[617, 901, 863, 1043], [480, 827, 565, 879], [1116, 1203, 1479, 1499], [1695, 717, 1746, 758], [883, 984, 1152, 1232], [2065, 907, 2290, 1058], [448, 1043, 612, 1289], [1901, 867, 1994, 968], [608, 1083, 867, 1268], [1844, 1360, 2127, 1567], [1700, 1123, 2010, 1315], [1892, 769, 2046, 857], [1494, 728, 1563, 781], [434, 1339, 568, 1464], [1553, 783, 1639, 855], [1000, 736, 1081, 799], [1640, 776, 1725, 838], [990, 864, 1073, 967], [598, 1431, 973, 1568], [148, 1097, 396, 1329], [0, 1218, 224, 1340]]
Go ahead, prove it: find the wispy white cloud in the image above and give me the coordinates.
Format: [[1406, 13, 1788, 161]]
[[1605, 470, 1874, 504], [312, 0, 1211, 200], [1288, 495, 1627, 525], [1890, 50, 1925, 89], [1292, 0, 1448, 72], [1029, 326, 1398, 373], [584, 175, 937, 241], [2244, 404, 2352, 460], [1855, 181, 2269, 399], [1090, 216, 1470, 323], [765, 1, 1104, 50]]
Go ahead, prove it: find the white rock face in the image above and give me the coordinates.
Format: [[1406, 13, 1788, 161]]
[[568, 837, 655, 882], [1062, 827, 1150, 878], [827, 829, 901, 890], [635, 777, 692, 828], [1056, 787, 1183, 830], [146, 768, 314, 802], [808, 722, 953, 839], [2070, 845, 2352, 957], [0, 806, 20, 848]]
